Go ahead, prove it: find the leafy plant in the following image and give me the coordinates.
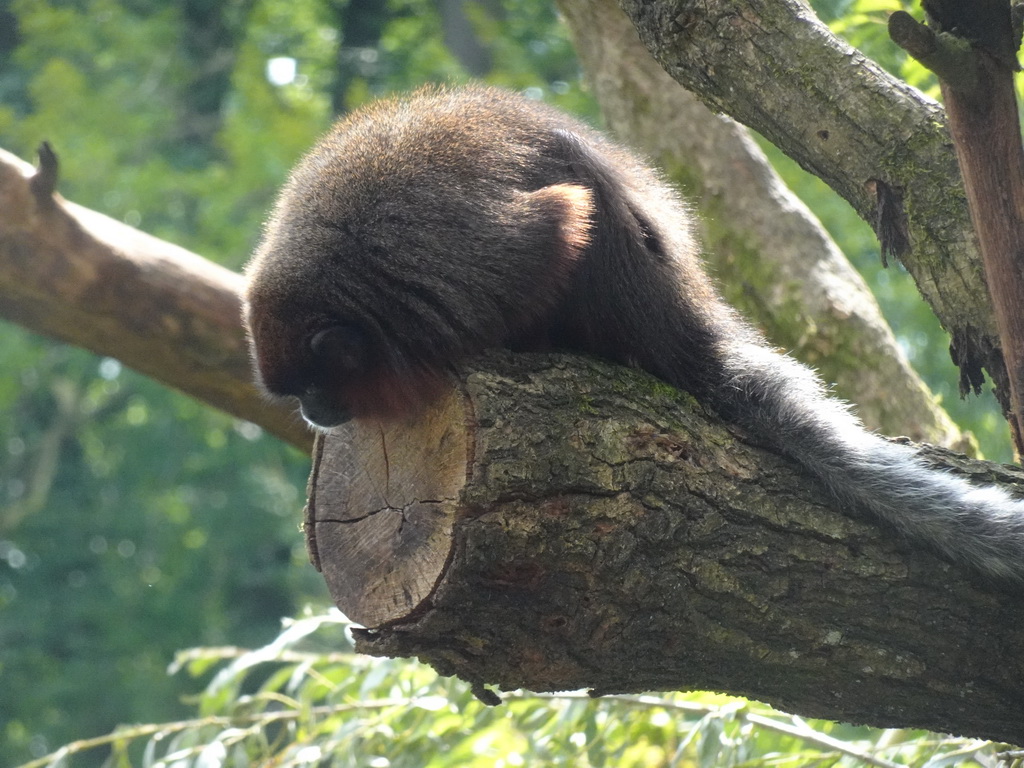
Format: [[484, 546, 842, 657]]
[[20, 610, 1004, 768]]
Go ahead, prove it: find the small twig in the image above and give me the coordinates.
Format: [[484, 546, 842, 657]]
[[169, 644, 359, 671], [28, 141, 58, 208], [889, 12, 979, 89]]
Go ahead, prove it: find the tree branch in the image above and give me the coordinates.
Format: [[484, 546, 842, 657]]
[[0, 145, 312, 451], [308, 352, 1024, 744], [557, 0, 969, 449], [615, 0, 1010, 418], [890, 5, 1024, 456]]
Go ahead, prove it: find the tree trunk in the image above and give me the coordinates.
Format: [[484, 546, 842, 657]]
[[308, 352, 1024, 744]]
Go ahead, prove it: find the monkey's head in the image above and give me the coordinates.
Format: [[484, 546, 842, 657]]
[[243, 189, 459, 428], [243, 87, 594, 429]]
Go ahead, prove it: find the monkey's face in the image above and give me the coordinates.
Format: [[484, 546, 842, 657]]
[[242, 284, 363, 427], [243, 268, 449, 430], [267, 324, 369, 428], [296, 325, 367, 425]]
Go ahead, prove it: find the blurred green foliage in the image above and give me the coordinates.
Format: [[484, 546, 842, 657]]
[[20, 611, 1005, 767], [0, 0, 1015, 766]]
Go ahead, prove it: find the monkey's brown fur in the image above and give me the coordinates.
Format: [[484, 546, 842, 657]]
[[245, 85, 1024, 583]]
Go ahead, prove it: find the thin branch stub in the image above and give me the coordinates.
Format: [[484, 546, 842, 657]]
[[889, 11, 979, 91], [29, 141, 59, 208]]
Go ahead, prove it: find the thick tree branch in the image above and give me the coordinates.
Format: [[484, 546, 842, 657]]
[[0, 146, 312, 451], [615, 0, 1010, 419], [558, 0, 968, 449], [308, 352, 1024, 744]]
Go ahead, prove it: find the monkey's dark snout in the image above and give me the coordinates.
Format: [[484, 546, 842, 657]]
[[299, 387, 351, 428]]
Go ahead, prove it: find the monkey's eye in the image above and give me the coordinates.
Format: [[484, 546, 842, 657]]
[[308, 325, 368, 375]]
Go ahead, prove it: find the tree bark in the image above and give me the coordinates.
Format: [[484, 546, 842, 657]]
[[308, 352, 1024, 744], [0, 146, 312, 451], [890, 6, 1024, 456], [614, 0, 1010, 421], [557, 0, 969, 450]]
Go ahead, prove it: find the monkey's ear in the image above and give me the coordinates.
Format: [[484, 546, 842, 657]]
[[521, 183, 594, 262]]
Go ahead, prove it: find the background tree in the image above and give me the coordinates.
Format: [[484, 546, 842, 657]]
[[0, 0, 1017, 766]]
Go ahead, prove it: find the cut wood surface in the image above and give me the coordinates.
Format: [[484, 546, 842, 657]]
[[308, 352, 1024, 743], [307, 389, 470, 627]]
